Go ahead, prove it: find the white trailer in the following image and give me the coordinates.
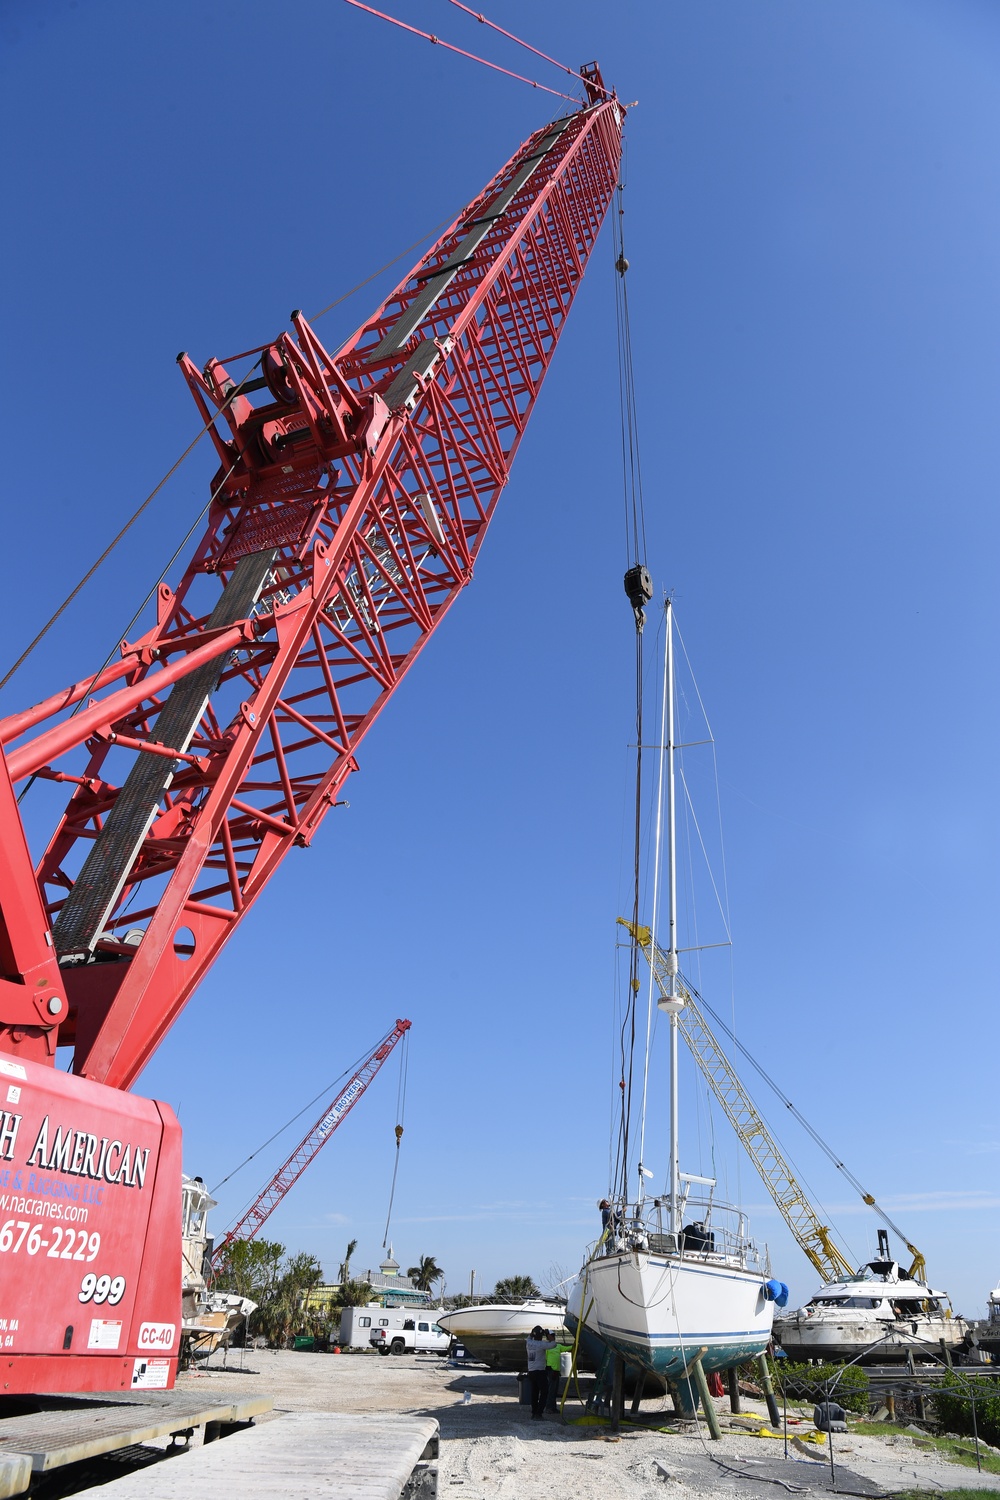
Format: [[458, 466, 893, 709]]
[[339, 1304, 441, 1349]]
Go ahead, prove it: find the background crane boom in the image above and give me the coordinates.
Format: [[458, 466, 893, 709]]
[[619, 918, 856, 1282], [623, 918, 927, 1283], [212, 1018, 410, 1263]]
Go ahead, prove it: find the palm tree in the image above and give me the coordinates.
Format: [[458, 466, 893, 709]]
[[335, 1276, 374, 1310], [406, 1254, 444, 1292], [493, 1274, 539, 1301], [338, 1238, 358, 1285]]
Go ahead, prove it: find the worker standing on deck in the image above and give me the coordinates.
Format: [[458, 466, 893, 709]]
[[525, 1326, 551, 1420]]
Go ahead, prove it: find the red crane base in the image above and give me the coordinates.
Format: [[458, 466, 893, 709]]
[[0, 1050, 181, 1394]]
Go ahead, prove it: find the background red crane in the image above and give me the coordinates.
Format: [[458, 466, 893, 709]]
[[211, 1019, 410, 1266]]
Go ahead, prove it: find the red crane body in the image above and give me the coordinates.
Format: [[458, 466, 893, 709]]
[[212, 1019, 410, 1265], [0, 70, 623, 1393]]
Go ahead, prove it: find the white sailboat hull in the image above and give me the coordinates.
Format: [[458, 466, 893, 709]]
[[570, 1250, 774, 1381]]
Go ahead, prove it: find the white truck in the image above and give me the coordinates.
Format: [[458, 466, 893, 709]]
[[371, 1316, 450, 1356]]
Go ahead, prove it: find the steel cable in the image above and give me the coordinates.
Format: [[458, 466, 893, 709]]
[[1, 217, 454, 702], [381, 1028, 410, 1248]]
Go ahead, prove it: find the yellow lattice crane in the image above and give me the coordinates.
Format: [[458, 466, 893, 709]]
[[619, 917, 926, 1285]]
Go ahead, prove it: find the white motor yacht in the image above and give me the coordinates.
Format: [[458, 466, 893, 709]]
[[774, 1241, 969, 1364]]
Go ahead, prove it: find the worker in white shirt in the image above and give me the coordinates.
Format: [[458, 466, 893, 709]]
[[524, 1325, 552, 1419]]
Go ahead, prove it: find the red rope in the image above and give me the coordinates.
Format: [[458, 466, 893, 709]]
[[341, 0, 581, 103], [445, 0, 611, 99]]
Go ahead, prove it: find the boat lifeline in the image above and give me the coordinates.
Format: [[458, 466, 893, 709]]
[[567, 594, 783, 1396], [435, 1301, 567, 1369]]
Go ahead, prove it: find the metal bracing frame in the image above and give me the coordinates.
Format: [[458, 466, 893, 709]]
[[212, 1018, 410, 1261], [0, 84, 622, 1086]]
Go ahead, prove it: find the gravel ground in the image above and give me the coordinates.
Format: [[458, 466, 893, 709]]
[[176, 1350, 1000, 1498]]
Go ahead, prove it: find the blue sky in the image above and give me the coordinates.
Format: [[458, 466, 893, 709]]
[[2, 0, 998, 1315]]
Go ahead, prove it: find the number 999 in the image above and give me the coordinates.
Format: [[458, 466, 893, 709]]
[[79, 1273, 126, 1304]]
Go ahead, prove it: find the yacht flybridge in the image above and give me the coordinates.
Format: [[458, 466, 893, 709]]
[[774, 1234, 970, 1364]]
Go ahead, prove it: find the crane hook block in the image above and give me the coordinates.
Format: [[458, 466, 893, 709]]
[[616, 254, 629, 275], [624, 564, 653, 612]]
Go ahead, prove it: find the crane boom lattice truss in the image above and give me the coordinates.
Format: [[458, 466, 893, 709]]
[[0, 75, 622, 1088], [213, 1018, 410, 1263], [620, 920, 856, 1283]]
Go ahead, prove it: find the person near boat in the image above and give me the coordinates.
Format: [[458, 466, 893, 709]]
[[545, 1338, 572, 1411], [525, 1326, 553, 1419], [598, 1198, 621, 1245]]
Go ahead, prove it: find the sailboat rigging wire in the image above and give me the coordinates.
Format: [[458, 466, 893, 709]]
[[689, 985, 915, 1255], [382, 1027, 410, 1248], [615, 611, 644, 1202], [638, 603, 670, 1183], [673, 613, 741, 1201], [673, 966, 859, 1264], [678, 766, 733, 942]]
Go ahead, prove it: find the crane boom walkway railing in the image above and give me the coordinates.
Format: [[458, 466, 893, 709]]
[[368, 114, 575, 362], [52, 549, 278, 957]]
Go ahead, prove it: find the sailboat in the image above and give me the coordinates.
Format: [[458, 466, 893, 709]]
[[567, 597, 780, 1399]]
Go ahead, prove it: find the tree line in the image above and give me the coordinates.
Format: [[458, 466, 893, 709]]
[[212, 1237, 543, 1348]]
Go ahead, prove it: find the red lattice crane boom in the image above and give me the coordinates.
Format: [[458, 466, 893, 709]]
[[0, 70, 621, 1089], [212, 1019, 410, 1264], [0, 68, 622, 1395]]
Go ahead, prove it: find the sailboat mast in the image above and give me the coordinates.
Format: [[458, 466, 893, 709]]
[[657, 598, 685, 1235], [666, 600, 678, 985]]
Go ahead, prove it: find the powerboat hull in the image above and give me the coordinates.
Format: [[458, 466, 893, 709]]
[[435, 1302, 566, 1369], [774, 1258, 969, 1365], [774, 1313, 968, 1365], [569, 1250, 773, 1381]]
